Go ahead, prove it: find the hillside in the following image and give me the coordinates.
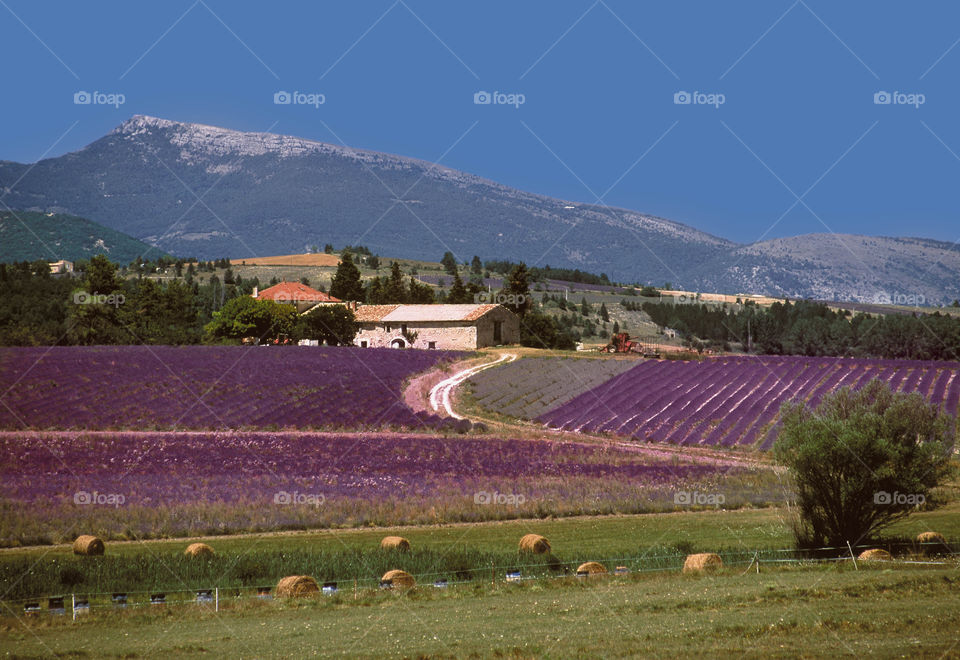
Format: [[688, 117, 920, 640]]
[[1, 115, 958, 302], [0, 210, 162, 264]]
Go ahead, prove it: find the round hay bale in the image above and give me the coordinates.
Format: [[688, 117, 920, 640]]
[[275, 575, 319, 597], [72, 535, 104, 556], [857, 548, 892, 561], [576, 561, 608, 576], [184, 542, 215, 558], [518, 534, 551, 554], [916, 532, 948, 556], [380, 536, 410, 552], [381, 569, 416, 589], [682, 553, 723, 574]]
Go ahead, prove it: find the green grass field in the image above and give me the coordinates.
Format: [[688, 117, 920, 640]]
[[3, 561, 958, 658], [2, 505, 959, 658]]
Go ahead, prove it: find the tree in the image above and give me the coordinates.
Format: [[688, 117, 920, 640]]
[[579, 296, 591, 317], [324, 244, 334, 254], [440, 251, 458, 276], [599, 302, 609, 322], [470, 255, 483, 275], [296, 305, 357, 345], [329, 251, 364, 302], [447, 272, 472, 304], [67, 255, 127, 345], [203, 297, 295, 342], [520, 311, 576, 350], [384, 262, 407, 303], [774, 380, 955, 549], [502, 263, 531, 317], [407, 277, 435, 304], [367, 254, 380, 270]]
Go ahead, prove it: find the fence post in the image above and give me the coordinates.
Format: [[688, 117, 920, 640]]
[[847, 541, 858, 570], [492, 564, 495, 586], [756, 550, 759, 574], [354, 578, 358, 600], [71, 594, 76, 621], [215, 587, 219, 612]]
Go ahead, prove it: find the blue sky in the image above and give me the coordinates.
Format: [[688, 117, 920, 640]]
[[2, 0, 959, 245]]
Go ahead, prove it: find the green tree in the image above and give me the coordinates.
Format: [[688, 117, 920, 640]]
[[67, 255, 127, 345], [324, 244, 334, 254], [440, 251, 458, 276], [384, 262, 407, 303], [367, 254, 380, 270], [774, 380, 955, 549], [579, 296, 591, 317], [599, 302, 609, 322], [470, 255, 483, 275], [447, 272, 472, 304], [520, 311, 576, 350], [407, 277, 435, 304], [502, 263, 531, 317], [296, 305, 357, 345], [329, 251, 364, 302], [204, 297, 295, 342]]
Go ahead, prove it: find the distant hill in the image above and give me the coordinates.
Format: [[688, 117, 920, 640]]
[[1, 115, 958, 303], [0, 210, 162, 264]]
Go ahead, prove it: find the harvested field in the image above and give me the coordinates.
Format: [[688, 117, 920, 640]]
[[229, 253, 340, 267]]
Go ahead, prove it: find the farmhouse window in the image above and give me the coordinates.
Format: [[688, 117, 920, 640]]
[[428, 341, 436, 349], [360, 340, 368, 348]]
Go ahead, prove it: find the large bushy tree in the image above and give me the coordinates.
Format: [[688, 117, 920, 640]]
[[296, 305, 357, 345], [774, 379, 955, 548]]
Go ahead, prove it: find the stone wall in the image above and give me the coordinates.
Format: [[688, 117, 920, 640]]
[[356, 321, 479, 350]]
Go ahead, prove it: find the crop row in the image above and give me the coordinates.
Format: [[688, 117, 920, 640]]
[[538, 356, 960, 449], [468, 357, 636, 420], [0, 346, 463, 431]]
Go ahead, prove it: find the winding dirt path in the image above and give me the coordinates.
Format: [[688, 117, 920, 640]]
[[428, 352, 517, 419]]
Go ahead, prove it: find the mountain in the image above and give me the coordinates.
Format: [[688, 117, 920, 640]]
[[1, 115, 958, 303], [0, 210, 164, 264]]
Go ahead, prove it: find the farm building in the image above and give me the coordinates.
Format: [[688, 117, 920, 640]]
[[354, 304, 519, 350], [253, 282, 343, 313]]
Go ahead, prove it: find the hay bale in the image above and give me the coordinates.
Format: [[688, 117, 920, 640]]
[[916, 532, 948, 556], [184, 542, 215, 558], [275, 575, 319, 597], [380, 536, 410, 552], [857, 548, 892, 561], [381, 569, 416, 589], [518, 534, 551, 554], [576, 561, 608, 575], [682, 553, 723, 573], [72, 535, 104, 556]]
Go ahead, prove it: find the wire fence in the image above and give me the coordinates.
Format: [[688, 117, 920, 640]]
[[3, 541, 957, 621]]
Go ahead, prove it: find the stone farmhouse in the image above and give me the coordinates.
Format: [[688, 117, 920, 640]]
[[354, 304, 520, 350]]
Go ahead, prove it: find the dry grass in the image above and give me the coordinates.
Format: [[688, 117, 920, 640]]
[[682, 553, 722, 573], [275, 575, 319, 597], [230, 253, 340, 267], [184, 542, 215, 558], [518, 534, 551, 554], [72, 535, 104, 556], [380, 536, 410, 552]]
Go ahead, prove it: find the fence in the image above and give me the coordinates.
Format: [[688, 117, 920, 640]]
[[4, 543, 957, 621]]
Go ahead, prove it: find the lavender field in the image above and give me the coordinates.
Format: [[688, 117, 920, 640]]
[[0, 431, 769, 545], [0, 346, 463, 431], [539, 356, 960, 449]]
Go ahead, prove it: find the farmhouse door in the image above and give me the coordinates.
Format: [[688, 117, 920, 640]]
[[493, 321, 503, 343]]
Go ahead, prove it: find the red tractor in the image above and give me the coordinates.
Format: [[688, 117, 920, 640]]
[[600, 333, 661, 358]]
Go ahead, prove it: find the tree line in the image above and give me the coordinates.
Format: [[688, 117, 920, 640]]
[[640, 299, 960, 361]]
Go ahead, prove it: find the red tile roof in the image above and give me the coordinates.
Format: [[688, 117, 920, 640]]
[[354, 304, 505, 323], [256, 282, 341, 304]]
